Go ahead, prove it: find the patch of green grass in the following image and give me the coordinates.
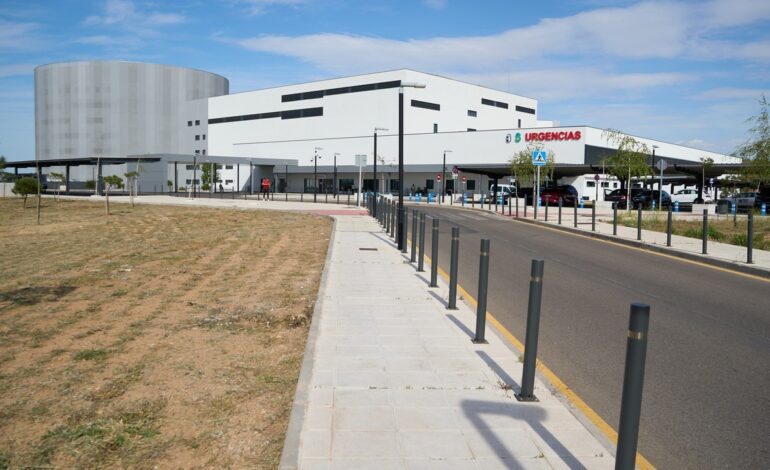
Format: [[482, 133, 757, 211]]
[[74, 349, 110, 362], [111, 289, 128, 297], [89, 363, 146, 401]]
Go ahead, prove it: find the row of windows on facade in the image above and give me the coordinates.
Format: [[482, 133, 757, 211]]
[[195, 134, 206, 141], [187, 120, 201, 126], [185, 164, 235, 170], [185, 179, 235, 185], [411, 100, 535, 116]]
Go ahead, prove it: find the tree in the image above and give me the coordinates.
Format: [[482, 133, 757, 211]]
[[735, 95, 770, 190], [603, 129, 651, 210], [124, 159, 142, 207], [166, 180, 173, 192], [699, 157, 714, 198], [200, 163, 220, 191], [48, 171, 65, 200], [509, 142, 555, 197], [12, 177, 38, 208], [103, 175, 124, 215]]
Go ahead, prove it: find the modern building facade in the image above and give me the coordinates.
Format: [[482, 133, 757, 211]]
[[29, 61, 739, 199]]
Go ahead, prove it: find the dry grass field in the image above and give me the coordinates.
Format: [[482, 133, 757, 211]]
[[0, 199, 331, 468]]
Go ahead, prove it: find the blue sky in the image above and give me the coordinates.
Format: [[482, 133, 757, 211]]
[[1, 0, 769, 161]]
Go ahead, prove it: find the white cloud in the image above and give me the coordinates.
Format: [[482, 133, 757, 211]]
[[233, 0, 312, 16], [692, 88, 770, 101], [73, 35, 142, 47], [0, 63, 35, 78], [0, 19, 41, 51], [423, 0, 447, 10], [83, 0, 186, 33]]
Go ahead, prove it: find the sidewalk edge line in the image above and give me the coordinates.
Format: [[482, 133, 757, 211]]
[[278, 216, 338, 470]]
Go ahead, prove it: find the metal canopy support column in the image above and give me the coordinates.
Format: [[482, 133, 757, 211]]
[[65, 164, 70, 195], [237, 164, 240, 192], [174, 162, 178, 193], [97, 161, 103, 196]]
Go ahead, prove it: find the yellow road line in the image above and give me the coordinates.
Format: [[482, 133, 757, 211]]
[[406, 235, 655, 469]]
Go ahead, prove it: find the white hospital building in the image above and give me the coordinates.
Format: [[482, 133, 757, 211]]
[[19, 61, 738, 201]]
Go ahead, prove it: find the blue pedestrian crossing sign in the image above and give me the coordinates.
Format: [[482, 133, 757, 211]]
[[532, 149, 548, 166]]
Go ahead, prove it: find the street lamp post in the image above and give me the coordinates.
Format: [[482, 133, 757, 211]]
[[333, 152, 340, 196], [397, 82, 426, 251], [441, 149, 452, 204], [373, 127, 388, 216], [313, 147, 322, 202]]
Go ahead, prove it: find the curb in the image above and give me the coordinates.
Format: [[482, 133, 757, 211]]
[[278, 217, 338, 470], [409, 202, 770, 280]]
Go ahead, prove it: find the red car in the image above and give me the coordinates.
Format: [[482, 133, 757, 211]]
[[539, 186, 578, 206]]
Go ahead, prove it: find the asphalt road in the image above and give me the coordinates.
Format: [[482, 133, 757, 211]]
[[409, 204, 769, 470]]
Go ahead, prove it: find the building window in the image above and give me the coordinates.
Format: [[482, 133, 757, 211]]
[[194, 150, 200, 155], [433, 123, 438, 133], [467, 128, 476, 132], [515, 105, 536, 115], [195, 119, 200, 125], [225, 180, 233, 185], [466, 180, 476, 191], [481, 98, 509, 109], [202, 149, 206, 155], [195, 135, 200, 141], [282, 80, 401, 102], [185, 164, 199, 170], [518, 119, 521, 128], [601, 182, 610, 188], [225, 165, 233, 170], [411, 99, 440, 111], [186, 179, 200, 185], [468, 110, 477, 117], [586, 181, 596, 188], [202, 134, 206, 140], [209, 107, 323, 124], [187, 121, 192, 126], [426, 180, 435, 190]]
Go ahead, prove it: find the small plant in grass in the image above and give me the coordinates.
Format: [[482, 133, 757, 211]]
[[74, 349, 109, 361], [103, 175, 124, 215], [12, 177, 39, 208], [166, 180, 173, 192]]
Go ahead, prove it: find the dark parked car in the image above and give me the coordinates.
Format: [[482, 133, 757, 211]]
[[605, 188, 644, 209], [631, 189, 671, 209], [540, 185, 578, 206], [716, 192, 760, 213]]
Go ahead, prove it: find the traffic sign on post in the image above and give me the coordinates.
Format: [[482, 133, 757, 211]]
[[532, 150, 548, 166], [462, 176, 467, 183], [436, 173, 442, 182], [594, 174, 600, 181]]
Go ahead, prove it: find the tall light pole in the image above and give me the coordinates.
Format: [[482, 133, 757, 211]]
[[398, 82, 426, 251], [653, 144, 662, 210], [355, 154, 366, 207], [373, 127, 388, 216], [441, 149, 452, 204], [313, 147, 322, 202], [333, 152, 340, 196]]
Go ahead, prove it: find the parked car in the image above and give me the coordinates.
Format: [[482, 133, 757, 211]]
[[604, 188, 644, 209], [539, 185, 579, 206], [716, 192, 759, 213], [631, 189, 671, 209], [485, 184, 517, 203], [671, 188, 712, 204]]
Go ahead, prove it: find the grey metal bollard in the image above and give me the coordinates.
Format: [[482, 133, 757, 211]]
[[430, 218, 439, 287], [666, 204, 672, 247], [637, 204, 642, 241], [747, 210, 754, 264], [411, 210, 418, 263], [613, 203, 618, 236], [573, 203, 578, 228], [558, 198, 562, 225], [391, 203, 396, 239], [448, 227, 460, 310], [400, 208, 408, 253], [702, 209, 708, 254], [473, 239, 491, 344], [517, 259, 545, 402], [544, 201, 548, 222], [615, 303, 651, 470], [524, 200, 528, 218], [516, 196, 519, 218], [592, 204, 596, 232], [418, 213, 426, 272]]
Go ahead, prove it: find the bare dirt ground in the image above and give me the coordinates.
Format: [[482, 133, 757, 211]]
[[0, 199, 332, 468]]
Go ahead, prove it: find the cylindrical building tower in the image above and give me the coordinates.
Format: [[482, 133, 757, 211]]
[[34, 61, 229, 161]]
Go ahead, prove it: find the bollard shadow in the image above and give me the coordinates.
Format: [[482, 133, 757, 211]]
[[412, 272, 431, 287], [461, 399, 587, 469], [369, 231, 396, 247], [446, 313, 474, 340], [427, 290, 448, 307], [475, 350, 519, 390]]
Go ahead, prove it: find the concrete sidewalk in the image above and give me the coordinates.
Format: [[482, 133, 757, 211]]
[[280, 214, 616, 469], [414, 200, 770, 276]]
